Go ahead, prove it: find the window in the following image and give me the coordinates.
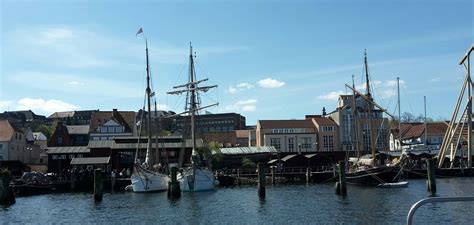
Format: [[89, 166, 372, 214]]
[[57, 137, 63, 145], [301, 137, 312, 150], [323, 135, 334, 151], [77, 154, 83, 158], [115, 126, 123, 133], [321, 126, 335, 132], [69, 154, 74, 159], [108, 126, 114, 133], [0, 156, 3, 160], [288, 138, 294, 152], [60, 155, 66, 159], [101, 127, 107, 133], [0, 144, 3, 150], [52, 155, 58, 160], [270, 138, 281, 151]]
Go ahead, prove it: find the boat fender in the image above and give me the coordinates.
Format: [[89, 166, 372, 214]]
[[214, 180, 220, 186], [124, 185, 133, 191]]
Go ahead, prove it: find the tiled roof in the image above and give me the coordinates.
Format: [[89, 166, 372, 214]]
[[48, 111, 75, 119], [66, 125, 90, 135], [70, 157, 110, 165], [310, 116, 338, 126], [391, 122, 448, 140], [90, 110, 135, 133], [46, 146, 90, 154], [258, 120, 315, 129]]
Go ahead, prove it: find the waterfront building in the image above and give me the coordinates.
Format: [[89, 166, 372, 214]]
[[306, 115, 340, 151], [327, 94, 389, 154], [46, 146, 90, 173], [89, 109, 136, 141], [174, 112, 246, 134], [88, 135, 198, 171], [256, 119, 318, 153], [48, 122, 89, 147], [0, 120, 27, 161], [390, 122, 448, 152]]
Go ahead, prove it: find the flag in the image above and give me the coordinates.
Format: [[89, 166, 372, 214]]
[[136, 27, 143, 36]]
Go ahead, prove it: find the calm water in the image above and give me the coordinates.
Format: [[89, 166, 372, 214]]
[[2, 178, 474, 224]]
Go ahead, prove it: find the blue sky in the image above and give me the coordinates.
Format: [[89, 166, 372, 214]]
[[1, 0, 473, 125]]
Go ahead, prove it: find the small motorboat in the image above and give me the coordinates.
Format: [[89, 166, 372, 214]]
[[377, 181, 409, 188]]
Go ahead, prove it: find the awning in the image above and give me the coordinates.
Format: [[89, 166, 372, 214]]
[[46, 146, 90, 154], [70, 157, 110, 165]]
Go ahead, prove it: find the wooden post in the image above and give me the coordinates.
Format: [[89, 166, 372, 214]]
[[271, 166, 276, 185], [306, 167, 311, 183], [70, 172, 76, 191], [0, 170, 15, 206], [237, 168, 241, 185], [426, 158, 437, 194], [167, 167, 181, 198], [94, 168, 103, 202], [257, 163, 266, 198], [336, 161, 347, 196]]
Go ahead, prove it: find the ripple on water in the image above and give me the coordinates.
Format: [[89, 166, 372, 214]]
[[1, 178, 473, 224]]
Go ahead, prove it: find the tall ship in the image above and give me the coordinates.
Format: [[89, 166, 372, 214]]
[[344, 50, 405, 186], [167, 43, 219, 191], [130, 29, 169, 192]]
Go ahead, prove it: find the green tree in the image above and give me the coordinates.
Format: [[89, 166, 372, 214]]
[[34, 124, 53, 139], [241, 157, 256, 168]]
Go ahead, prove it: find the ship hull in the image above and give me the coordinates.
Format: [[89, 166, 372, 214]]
[[346, 165, 401, 186], [178, 167, 218, 192], [131, 167, 169, 192]]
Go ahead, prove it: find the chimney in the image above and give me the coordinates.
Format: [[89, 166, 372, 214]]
[[322, 107, 326, 116], [113, 108, 118, 118]]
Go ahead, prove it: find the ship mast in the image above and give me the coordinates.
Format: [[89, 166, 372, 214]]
[[351, 75, 360, 158], [167, 42, 218, 167], [364, 50, 376, 164], [145, 39, 152, 165], [397, 77, 402, 152]]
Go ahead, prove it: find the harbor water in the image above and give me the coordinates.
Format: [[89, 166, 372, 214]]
[[2, 177, 473, 224]]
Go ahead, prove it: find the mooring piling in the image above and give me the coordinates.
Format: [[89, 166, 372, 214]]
[[0, 170, 15, 206], [336, 161, 347, 196], [426, 158, 437, 194], [257, 163, 266, 198], [168, 166, 181, 198], [94, 168, 103, 202]]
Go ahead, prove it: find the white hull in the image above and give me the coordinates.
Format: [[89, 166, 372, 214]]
[[131, 168, 169, 192], [178, 167, 218, 192]]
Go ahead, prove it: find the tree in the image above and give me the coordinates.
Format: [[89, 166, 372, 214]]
[[401, 112, 415, 123], [241, 157, 256, 168], [34, 124, 53, 139]]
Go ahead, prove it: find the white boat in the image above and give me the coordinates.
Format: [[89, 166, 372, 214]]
[[131, 28, 169, 192], [178, 167, 219, 192], [377, 181, 409, 188], [167, 43, 219, 192]]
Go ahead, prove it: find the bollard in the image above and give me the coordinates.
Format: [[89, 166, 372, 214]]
[[167, 167, 181, 198], [336, 161, 347, 196], [306, 167, 311, 183], [257, 163, 266, 198], [111, 172, 115, 192], [426, 158, 436, 194], [0, 170, 15, 206], [271, 166, 276, 185], [94, 168, 103, 202]]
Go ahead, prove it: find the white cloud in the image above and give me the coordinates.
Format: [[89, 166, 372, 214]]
[[228, 86, 237, 94], [16, 98, 79, 114], [318, 91, 345, 101], [68, 81, 83, 85], [224, 99, 257, 112], [257, 78, 285, 88], [429, 77, 440, 83], [236, 83, 254, 89], [227, 82, 254, 94], [156, 104, 170, 111]]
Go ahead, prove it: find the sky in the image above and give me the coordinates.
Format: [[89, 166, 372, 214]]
[[0, 0, 473, 125]]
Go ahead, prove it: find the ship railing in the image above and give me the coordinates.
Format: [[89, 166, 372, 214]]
[[406, 196, 474, 225]]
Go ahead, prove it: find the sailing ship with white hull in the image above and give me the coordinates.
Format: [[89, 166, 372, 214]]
[[167, 43, 219, 192], [131, 29, 169, 192], [344, 50, 405, 186]]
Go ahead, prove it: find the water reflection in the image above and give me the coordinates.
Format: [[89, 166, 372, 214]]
[[1, 178, 473, 224]]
